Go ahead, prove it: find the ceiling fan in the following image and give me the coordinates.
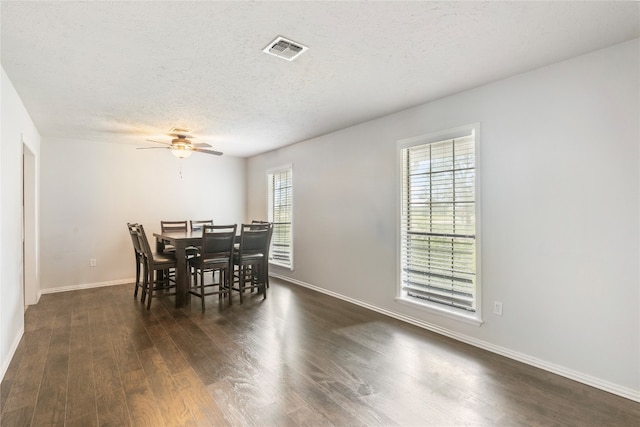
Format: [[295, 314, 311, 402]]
[[138, 128, 222, 158]]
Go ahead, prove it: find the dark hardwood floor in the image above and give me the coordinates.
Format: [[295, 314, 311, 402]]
[[1, 278, 638, 426]]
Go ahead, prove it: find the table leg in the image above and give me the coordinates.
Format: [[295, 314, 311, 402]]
[[156, 238, 165, 283], [174, 245, 190, 308]]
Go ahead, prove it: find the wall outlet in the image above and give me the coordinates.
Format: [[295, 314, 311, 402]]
[[493, 301, 503, 316], [90, 258, 97, 267]]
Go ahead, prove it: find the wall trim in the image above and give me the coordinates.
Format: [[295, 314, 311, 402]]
[[1, 326, 24, 382], [271, 273, 640, 403], [39, 278, 134, 296]]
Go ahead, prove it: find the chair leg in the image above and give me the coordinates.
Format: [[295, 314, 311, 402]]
[[226, 268, 232, 306], [263, 261, 269, 289], [200, 269, 205, 312], [262, 262, 268, 299], [250, 264, 260, 295], [146, 269, 155, 310], [239, 265, 245, 304], [134, 256, 141, 298], [249, 265, 255, 293], [141, 262, 149, 303]]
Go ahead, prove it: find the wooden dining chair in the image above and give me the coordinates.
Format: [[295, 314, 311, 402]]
[[233, 223, 271, 303], [188, 224, 237, 311], [160, 219, 199, 259], [159, 220, 188, 251], [126, 223, 145, 299], [190, 219, 214, 231], [251, 220, 273, 289], [137, 224, 177, 309]]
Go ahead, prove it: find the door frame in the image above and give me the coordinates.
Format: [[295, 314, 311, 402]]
[[22, 140, 38, 307]]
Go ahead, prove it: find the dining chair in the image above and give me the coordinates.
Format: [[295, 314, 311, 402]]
[[137, 223, 177, 309], [160, 219, 201, 259], [189, 219, 215, 276], [126, 223, 145, 299], [190, 219, 214, 231], [188, 224, 237, 311], [233, 223, 271, 303], [251, 221, 273, 289], [159, 220, 188, 252]]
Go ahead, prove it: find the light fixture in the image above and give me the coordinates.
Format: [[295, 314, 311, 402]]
[[171, 146, 193, 158]]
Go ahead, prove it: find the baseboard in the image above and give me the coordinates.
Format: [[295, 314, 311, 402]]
[[0, 325, 24, 382], [270, 273, 640, 403], [39, 278, 134, 296]]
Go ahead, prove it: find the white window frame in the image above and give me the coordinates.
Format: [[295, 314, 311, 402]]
[[396, 124, 482, 326], [267, 165, 294, 270]]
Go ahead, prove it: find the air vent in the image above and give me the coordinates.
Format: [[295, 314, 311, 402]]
[[263, 36, 308, 61]]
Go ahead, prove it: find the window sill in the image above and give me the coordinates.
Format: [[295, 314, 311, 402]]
[[395, 297, 483, 327], [269, 261, 293, 271]]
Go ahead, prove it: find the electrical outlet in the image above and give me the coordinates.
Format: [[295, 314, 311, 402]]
[[493, 301, 503, 316], [90, 259, 97, 267]]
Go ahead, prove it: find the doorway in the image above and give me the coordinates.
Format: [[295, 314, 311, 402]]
[[22, 143, 37, 307]]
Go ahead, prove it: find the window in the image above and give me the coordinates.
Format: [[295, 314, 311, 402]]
[[267, 166, 293, 269], [398, 125, 479, 320]]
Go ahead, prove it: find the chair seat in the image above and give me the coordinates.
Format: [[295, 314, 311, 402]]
[[190, 255, 231, 268], [233, 252, 264, 264], [151, 251, 176, 266]]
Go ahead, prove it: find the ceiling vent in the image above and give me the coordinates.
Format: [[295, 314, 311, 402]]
[[263, 36, 308, 61]]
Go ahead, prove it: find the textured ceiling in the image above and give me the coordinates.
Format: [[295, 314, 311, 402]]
[[2, 1, 639, 157]]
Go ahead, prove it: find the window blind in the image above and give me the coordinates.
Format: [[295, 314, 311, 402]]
[[400, 135, 476, 311], [268, 168, 293, 267]]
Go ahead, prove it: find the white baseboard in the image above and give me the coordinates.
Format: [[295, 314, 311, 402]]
[[38, 278, 134, 297], [1, 325, 24, 382], [271, 273, 640, 403]]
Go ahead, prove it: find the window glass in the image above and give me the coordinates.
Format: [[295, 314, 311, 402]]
[[268, 167, 293, 268], [400, 132, 477, 313]]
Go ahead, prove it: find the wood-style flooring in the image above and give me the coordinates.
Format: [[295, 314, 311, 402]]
[[1, 278, 638, 426]]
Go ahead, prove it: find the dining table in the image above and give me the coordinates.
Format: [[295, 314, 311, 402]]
[[153, 229, 203, 308]]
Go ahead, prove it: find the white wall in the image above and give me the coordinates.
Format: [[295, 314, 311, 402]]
[[247, 39, 640, 399], [39, 138, 246, 290], [1, 67, 41, 379]]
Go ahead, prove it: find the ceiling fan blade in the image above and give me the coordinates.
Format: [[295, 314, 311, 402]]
[[193, 142, 212, 148], [146, 138, 171, 146], [136, 146, 170, 150], [194, 148, 223, 156]]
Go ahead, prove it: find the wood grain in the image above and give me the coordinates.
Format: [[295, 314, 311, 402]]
[[1, 278, 638, 426]]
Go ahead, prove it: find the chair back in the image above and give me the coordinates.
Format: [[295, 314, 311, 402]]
[[239, 223, 270, 254], [190, 219, 214, 231], [264, 222, 274, 260], [136, 224, 154, 259], [200, 224, 237, 259], [161, 220, 188, 232], [127, 223, 143, 254]]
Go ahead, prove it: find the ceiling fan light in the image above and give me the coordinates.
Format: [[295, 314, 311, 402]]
[[172, 147, 192, 158]]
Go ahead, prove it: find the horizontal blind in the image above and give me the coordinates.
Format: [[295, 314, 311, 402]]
[[268, 168, 293, 267], [400, 135, 476, 311]]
